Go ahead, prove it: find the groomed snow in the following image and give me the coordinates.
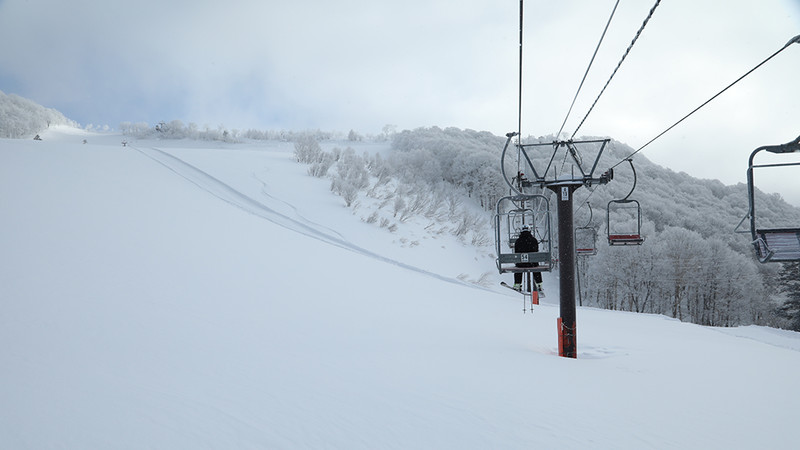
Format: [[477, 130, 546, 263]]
[[1, 127, 799, 449]]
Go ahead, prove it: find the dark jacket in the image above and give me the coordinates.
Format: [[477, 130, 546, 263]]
[[514, 230, 539, 254]]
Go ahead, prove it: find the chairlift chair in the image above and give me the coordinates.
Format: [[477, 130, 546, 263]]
[[494, 193, 552, 274], [575, 202, 598, 255], [607, 159, 644, 246], [740, 135, 800, 263]]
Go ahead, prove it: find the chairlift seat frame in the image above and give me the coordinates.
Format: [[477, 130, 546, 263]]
[[575, 226, 599, 254], [741, 135, 800, 263], [574, 202, 598, 255], [494, 193, 552, 274], [607, 198, 644, 246], [606, 159, 644, 246]]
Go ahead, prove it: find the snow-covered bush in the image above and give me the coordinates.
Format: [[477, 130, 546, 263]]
[[330, 149, 369, 207]]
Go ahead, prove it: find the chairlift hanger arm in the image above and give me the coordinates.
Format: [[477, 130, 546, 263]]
[[500, 133, 523, 195], [581, 202, 594, 228], [618, 158, 637, 202], [501, 132, 544, 194], [759, 134, 800, 155], [748, 134, 800, 173]]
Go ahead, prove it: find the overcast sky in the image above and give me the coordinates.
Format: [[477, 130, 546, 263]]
[[1, 0, 799, 204]]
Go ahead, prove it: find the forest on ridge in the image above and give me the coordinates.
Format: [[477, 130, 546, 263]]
[[295, 126, 800, 329]]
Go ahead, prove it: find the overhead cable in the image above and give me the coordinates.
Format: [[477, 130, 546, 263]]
[[556, 0, 621, 139], [609, 33, 800, 170], [571, 0, 662, 139]]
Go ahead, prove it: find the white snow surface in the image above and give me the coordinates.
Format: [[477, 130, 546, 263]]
[[2, 127, 799, 449]]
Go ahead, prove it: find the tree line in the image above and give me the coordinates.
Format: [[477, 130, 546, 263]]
[[0, 90, 76, 138]]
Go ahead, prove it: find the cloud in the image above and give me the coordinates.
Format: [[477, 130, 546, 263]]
[[0, 0, 519, 130], [0, 0, 798, 203]]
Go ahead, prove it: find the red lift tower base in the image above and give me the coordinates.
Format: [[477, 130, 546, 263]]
[[558, 318, 577, 358]]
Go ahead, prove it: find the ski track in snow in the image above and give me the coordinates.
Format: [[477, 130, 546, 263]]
[[251, 171, 348, 243], [133, 145, 488, 291]]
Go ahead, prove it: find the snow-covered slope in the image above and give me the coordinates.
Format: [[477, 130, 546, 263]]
[[2, 128, 799, 449]]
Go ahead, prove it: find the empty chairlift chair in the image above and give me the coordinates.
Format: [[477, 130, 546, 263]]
[[607, 159, 644, 246], [740, 135, 800, 263], [575, 202, 598, 256]]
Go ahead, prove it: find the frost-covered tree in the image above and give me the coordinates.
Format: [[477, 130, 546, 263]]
[[293, 135, 322, 163], [0, 90, 77, 138], [308, 152, 335, 178], [155, 120, 186, 138], [581, 225, 771, 326], [777, 262, 800, 330], [381, 124, 397, 141], [348, 129, 362, 141], [330, 148, 369, 207]]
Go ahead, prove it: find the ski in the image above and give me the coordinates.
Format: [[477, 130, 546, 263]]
[[500, 281, 523, 292], [500, 281, 545, 298]]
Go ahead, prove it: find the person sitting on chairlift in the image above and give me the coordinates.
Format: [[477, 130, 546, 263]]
[[513, 224, 543, 292], [516, 171, 528, 189]]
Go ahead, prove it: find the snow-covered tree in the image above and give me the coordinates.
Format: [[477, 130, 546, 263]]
[[777, 262, 800, 330], [0, 90, 77, 138], [330, 148, 369, 207], [347, 129, 362, 141], [293, 135, 322, 163]]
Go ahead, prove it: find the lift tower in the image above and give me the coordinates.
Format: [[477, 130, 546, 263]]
[[498, 134, 613, 357]]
